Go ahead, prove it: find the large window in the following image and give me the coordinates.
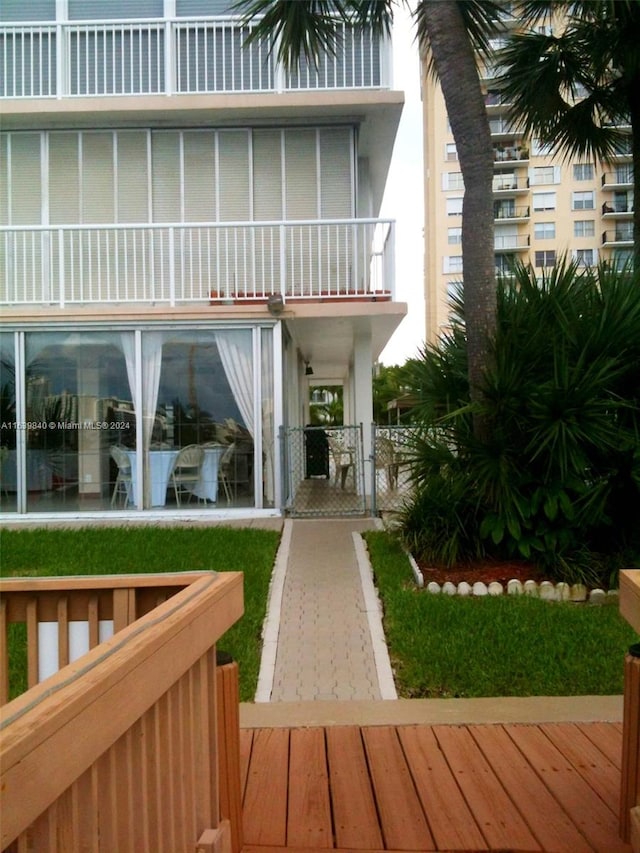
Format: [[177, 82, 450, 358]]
[[572, 191, 595, 210], [1, 325, 275, 514], [534, 250, 556, 268], [573, 163, 594, 181], [532, 192, 556, 211], [534, 222, 555, 239], [574, 220, 595, 238]]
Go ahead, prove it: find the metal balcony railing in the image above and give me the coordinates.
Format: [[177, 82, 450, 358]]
[[494, 234, 530, 251], [0, 16, 390, 98], [493, 176, 530, 192], [0, 218, 395, 307], [602, 229, 633, 246], [494, 206, 530, 221]]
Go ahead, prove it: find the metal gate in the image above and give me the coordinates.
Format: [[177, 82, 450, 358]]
[[281, 424, 366, 517], [370, 424, 417, 516]]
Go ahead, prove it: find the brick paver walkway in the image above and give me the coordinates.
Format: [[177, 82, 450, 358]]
[[270, 518, 382, 701]]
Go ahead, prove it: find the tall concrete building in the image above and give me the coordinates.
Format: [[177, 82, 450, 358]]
[[422, 13, 633, 344]]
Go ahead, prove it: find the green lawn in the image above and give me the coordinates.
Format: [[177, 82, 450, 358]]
[[364, 530, 639, 699], [1, 526, 281, 702]]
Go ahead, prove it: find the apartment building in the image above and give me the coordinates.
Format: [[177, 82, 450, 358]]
[[0, 0, 405, 518], [423, 17, 633, 343]]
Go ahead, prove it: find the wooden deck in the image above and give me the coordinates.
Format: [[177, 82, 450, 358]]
[[239, 721, 631, 853]]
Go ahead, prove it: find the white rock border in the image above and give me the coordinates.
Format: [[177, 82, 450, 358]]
[[417, 571, 619, 603]]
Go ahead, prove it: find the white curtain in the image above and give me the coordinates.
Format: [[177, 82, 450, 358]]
[[215, 330, 254, 436], [261, 328, 274, 502]]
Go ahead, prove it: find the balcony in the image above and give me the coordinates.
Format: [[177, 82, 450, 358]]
[[602, 169, 634, 190], [494, 234, 530, 252], [602, 228, 634, 247], [488, 118, 523, 139], [0, 219, 394, 307], [602, 200, 634, 218], [494, 205, 530, 222], [493, 175, 530, 193], [493, 145, 529, 165], [0, 15, 389, 99]]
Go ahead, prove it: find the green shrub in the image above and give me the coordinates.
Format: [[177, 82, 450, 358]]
[[399, 261, 640, 584]]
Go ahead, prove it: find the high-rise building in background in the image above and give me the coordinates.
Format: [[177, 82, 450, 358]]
[[422, 9, 633, 343]]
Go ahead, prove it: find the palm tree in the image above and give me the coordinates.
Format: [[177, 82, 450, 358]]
[[238, 0, 504, 436], [498, 0, 640, 270]]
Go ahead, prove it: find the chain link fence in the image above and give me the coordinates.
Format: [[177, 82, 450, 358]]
[[370, 424, 418, 515], [281, 423, 419, 517], [281, 424, 366, 516]]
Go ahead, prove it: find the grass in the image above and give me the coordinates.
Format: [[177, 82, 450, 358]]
[[364, 530, 640, 699], [1, 526, 281, 702]]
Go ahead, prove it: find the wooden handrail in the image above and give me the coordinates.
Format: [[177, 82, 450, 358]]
[[619, 569, 640, 851], [1, 571, 214, 704], [1, 571, 243, 852]]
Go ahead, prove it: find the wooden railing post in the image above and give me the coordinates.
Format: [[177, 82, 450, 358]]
[[216, 651, 243, 853], [620, 570, 640, 851]]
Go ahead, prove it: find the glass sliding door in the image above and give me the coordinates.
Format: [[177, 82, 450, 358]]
[[22, 331, 133, 512]]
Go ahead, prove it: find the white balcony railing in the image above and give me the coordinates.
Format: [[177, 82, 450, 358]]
[[0, 219, 394, 307], [0, 16, 389, 98]]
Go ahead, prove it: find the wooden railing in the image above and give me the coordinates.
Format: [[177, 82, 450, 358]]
[[0, 571, 244, 853], [620, 569, 640, 852]]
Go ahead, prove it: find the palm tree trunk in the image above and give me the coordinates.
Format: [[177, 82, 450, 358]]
[[421, 1, 496, 436]]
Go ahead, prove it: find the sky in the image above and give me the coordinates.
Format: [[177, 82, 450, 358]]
[[379, 7, 426, 366]]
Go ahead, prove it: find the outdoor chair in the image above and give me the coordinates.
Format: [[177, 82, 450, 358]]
[[374, 436, 399, 491], [218, 442, 236, 504], [327, 436, 354, 490], [110, 445, 133, 507], [170, 444, 204, 506]]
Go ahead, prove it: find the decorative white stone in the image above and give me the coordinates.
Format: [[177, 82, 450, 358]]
[[523, 580, 539, 597], [472, 581, 488, 596], [488, 581, 504, 597], [570, 583, 588, 602], [606, 589, 619, 600], [589, 588, 606, 604], [442, 581, 457, 596], [539, 581, 557, 600], [507, 579, 524, 596], [556, 582, 571, 601], [457, 581, 472, 596], [427, 581, 441, 594]]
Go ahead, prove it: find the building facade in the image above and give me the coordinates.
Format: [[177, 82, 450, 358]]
[[0, 0, 405, 518], [423, 11, 633, 343]]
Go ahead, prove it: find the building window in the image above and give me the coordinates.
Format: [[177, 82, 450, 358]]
[[443, 255, 463, 274], [445, 143, 458, 161], [531, 137, 553, 156], [534, 250, 556, 267], [573, 163, 594, 181], [532, 191, 556, 211], [572, 191, 595, 210], [531, 166, 558, 185], [446, 197, 463, 216], [447, 227, 462, 244], [612, 249, 633, 271], [534, 221, 555, 239], [443, 172, 464, 190], [575, 249, 596, 266], [574, 220, 595, 238]]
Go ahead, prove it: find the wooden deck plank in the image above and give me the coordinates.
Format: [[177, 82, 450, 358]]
[[396, 725, 488, 852], [541, 722, 622, 810], [468, 724, 594, 853], [362, 726, 435, 851], [287, 728, 333, 849], [243, 728, 290, 847], [239, 728, 253, 800], [574, 721, 623, 768], [506, 724, 631, 853], [432, 724, 541, 852], [326, 726, 384, 850]]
